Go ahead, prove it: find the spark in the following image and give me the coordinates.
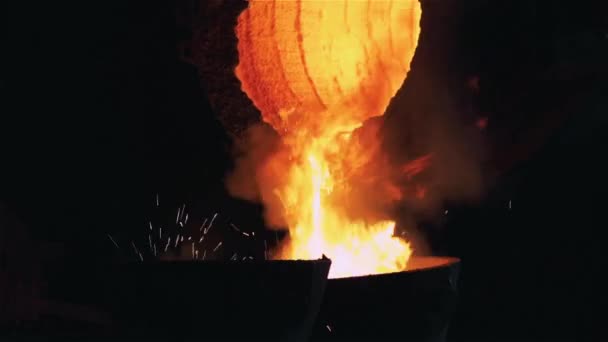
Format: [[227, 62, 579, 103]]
[[188, 236, 191, 241], [107, 234, 119, 249], [192, 242, 195, 259], [195, 250, 199, 259], [444, 210, 449, 215], [252, 231, 255, 237], [326, 325, 332, 332], [230, 253, 237, 260], [179, 221, 184, 228], [175, 235, 180, 248], [131, 241, 142, 261], [199, 218, 208, 232], [181, 236, 184, 242], [508, 200, 512, 210], [248, 256, 254, 260], [148, 234, 152, 252], [242, 256, 247, 261], [213, 241, 222, 252], [159, 227, 162, 240], [165, 237, 171, 252], [202, 249, 207, 260], [149, 221, 153, 231], [156, 193, 159, 207], [231, 224, 250, 237], [154, 243, 157, 257], [205, 213, 218, 235], [176, 208, 181, 224], [185, 213, 189, 224], [179, 204, 186, 222], [199, 236, 205, 243]]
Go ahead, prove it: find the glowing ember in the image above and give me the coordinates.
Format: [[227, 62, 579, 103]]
[[234, 0, 423, 278]]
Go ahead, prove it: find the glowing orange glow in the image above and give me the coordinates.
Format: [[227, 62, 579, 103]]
[[402, 155, 433, 179], [476, 117, 488, 130], [235, 0, 422, 278]]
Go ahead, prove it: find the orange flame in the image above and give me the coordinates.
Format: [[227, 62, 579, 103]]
[[234, 0, 422, 278]]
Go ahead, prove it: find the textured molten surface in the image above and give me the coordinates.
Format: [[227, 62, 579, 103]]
[[236, 0, 421, 132]]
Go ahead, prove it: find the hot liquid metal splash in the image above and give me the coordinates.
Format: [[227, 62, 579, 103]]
[[234, 0, 422, 278]]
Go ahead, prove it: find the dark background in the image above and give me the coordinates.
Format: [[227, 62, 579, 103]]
[[2, 0, 608, 340]]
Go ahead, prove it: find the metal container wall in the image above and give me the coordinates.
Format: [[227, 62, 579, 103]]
[[32, 259, 330, 342], [311, 257, 460, 342], [104, 259, 331, 342]]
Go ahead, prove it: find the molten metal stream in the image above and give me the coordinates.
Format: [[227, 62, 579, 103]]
[[235, 0, 423, 278]]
